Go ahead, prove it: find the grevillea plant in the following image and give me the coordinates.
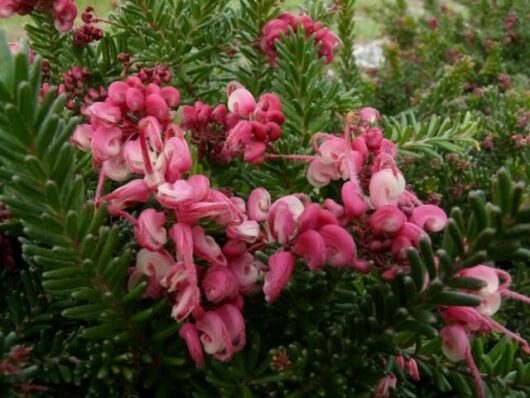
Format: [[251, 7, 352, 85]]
[[0, 1, 529, 397]]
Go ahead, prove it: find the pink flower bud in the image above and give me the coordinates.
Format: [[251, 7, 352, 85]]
[[293, 230, 326, 271], [227, 87, 256, 117], [410, 204, 448, 232], [247, 188, 271, 222], [0, 1, 16, 17], [71, 124, 94, 151], [160, 86, 181, 108], [319, 224, 356, 267], [263, 251, 295, 302], [187, 175, 211, 201], [359, 107, 380, 124], [223, 240, 247, 258], [202, 266, 239, 303], [257, 93, 282, 112], [108, 81, 129, 105], [88, 102, 122, 124], [125, 87, 144, 111], [341, 181, 368, 219], [364, 127, 383, 150], [134, 209, 167, 250], [369, 169, 405, 208], [374, 373, 397, 398], [369, 205, 406, 235], [145, 94, 170, 121], [377, 139, 397, 158], [179, 323, 205, 368]]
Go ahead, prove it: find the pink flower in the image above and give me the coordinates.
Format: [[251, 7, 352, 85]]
[[307, 157, 340, 188], [160, 262, 192, 292], [179, 323, 204, 368], [156, 180, 196, 207], [108, 81, 130, 105], [227, 87, 256, 117], [298, 203, 338, 232], [88, 102, 122, 124], [102, 179, 150, 213], [456, 265, 499, 297], [195, 310, 234, 361], [228, 253, 262, 293], [409, 205, 448, 232], [268, 195, 305, 245], [71, 124, 94, 151], [126, 87, 145, 111], [341, 181, 368, 219], [134, 209, 167, 250], [145, 94, 170, 121], [319, 224, 356, 267], [369, 169, 406, 208], [172, 284, 201, 321], [202, 266, 239, 303], [227, 220, 260, 243], [139, 116, 163, 151], [373, 373, 397, 398], [169, 223, 194, 269], [247, 188, 271, 221], [215, 304, 246, 351], [102, 155, 131, 181], [163, 135, 192, 183], [0, 0, 15, 17], [92, 125, 122, 162], [359, 107, 381, 124], [136, 249, 172, 279], [369, 205, 406, 235], [192, 226, 227, 267], [293, 230, 326, 271], [263, 251, 295, 302], [160, 86, 181, 108]]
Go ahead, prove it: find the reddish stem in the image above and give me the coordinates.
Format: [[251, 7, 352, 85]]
[[464, 348, 486, 398]]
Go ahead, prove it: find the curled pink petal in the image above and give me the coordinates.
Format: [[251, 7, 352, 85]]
[[202, 266, 239, 303], [263, 251, 295, 303], [293, 230, 326, 271], [227, 87, 256, 117], [134, 209, 167, 250], [369, 205, 406, 235], [196, 311, 234, 361], [369, 169, 405, 208], [192, 225, 227, 267], [215, 304, 246, 352], [410, 204, 448, 232], [179, 323, 205, 368], [247, 188, 271, 222], [319, 224, 356, 267]]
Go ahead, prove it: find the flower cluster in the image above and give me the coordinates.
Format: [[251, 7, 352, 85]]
[[440, 265, 530, 398], [305, 107, 448, 275], [73, 7, 104, 46], [71, 76, 182, 188], [260, 12, 340, 66], [0, 0, 76, 32], [182, 82, 284, 163]]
